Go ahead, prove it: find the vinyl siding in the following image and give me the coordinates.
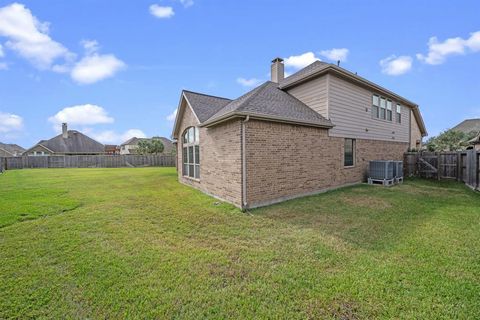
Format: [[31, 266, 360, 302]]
[[328, 75, 410, 143], [286, 75, 328, 118]]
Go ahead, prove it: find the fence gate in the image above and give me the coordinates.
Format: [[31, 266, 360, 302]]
[[438, 152, 458, 179], [417, 152, 438, 179]]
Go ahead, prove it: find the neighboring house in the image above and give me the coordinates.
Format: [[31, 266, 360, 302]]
[[119, 137, 174, 154], [172, 58, 427, 209], [23, 123, 105, 156], [105, 145, 120, 155], [467, 134, 480, 151], [451, 118, 480, 135], [0, 142, 25, 157]]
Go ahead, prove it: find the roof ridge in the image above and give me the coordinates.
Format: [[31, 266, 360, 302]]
[[235, 81, 272, 112], [183, 90, 232, 101]]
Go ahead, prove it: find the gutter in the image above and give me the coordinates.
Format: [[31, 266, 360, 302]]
[[241, 115, 250, 210]]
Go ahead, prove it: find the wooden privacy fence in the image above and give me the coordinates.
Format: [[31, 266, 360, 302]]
[[404, 150, 480, 190], [0, 154, 176, 170]]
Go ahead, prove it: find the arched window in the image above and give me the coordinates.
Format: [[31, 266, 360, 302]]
[[182, 127, 200, 179]]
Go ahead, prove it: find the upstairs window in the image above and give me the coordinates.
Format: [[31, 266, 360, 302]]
[[396, 104, 402, 123], [386, 100, 393, 121], [344, 138, 356, 167], [380, 97, 386, 120], [182, 127, 200, 179], [372, 95, 379, 118]]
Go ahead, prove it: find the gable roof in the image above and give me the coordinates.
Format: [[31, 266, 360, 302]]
[[183, 91, 232, 122], [452, 119, 480, 134], [24, 131, 105, 154], [201, 81, 333, 128], [280, 61, 330, 88], [0, 142, 25, 156], [172, 60, 427, 136]]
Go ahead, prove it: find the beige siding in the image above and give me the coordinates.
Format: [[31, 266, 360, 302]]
[[177, 102, 243, 207], [410, 110, 423, 149], [328, 75, 411, 142], [286, 75, 328, 118], [245, 120, 408, 208]]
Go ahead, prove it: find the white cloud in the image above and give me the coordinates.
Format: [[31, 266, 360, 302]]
[[380, 55, 413, 76], [0, 111, 23, 133], [149, 4, 175, 18], [237, 77, 262, 87], [48, 104, 114, 130], [167, 109, 177, 121], [0, 44, 4, 57], [71, 53, 125, 84], [417, 31, 480, 65], [0, 3, 73, 69], [284, 52, 320, 70], [179, 0, 194, 8], [89, 129, 147, 144], [319, 48, 349, 62], [81, 39, 99, 55]]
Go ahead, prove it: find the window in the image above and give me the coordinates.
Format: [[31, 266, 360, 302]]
[[396, 104, 402, 123], [380, 97, 386, 120], [344, 138, 355, 167], [182, 127, 200, 179], [372, 95, 379, 118], [386, 100, 392, 121]]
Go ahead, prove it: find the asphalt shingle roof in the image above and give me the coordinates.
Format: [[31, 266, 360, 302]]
[[452, 119, 480, 134], [204, 81, 333, 128], [279, 61, 330, 88], [183, 91, 232, 122], [37, 131, 105, 154], [0, 142, 25, 155]]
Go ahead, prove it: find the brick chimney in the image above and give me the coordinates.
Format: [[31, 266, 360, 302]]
[[271, 57, 284, 83], [62, 123, 68, 138]]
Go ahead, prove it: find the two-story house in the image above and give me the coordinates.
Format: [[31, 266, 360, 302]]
[[172, 58, 427, 209]]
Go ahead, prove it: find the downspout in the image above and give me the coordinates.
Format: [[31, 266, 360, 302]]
[[242, 115, 250, 211]]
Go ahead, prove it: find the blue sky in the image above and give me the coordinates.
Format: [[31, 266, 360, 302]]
[[0, 0, 479, 148]]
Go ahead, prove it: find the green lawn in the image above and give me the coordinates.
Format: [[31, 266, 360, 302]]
[[1, 168, 479, 319]]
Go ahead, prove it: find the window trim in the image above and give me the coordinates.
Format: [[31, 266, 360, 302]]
[[396, 104, 402, 123], [182, 126, 200, 180], [344, 138, 356, 168]]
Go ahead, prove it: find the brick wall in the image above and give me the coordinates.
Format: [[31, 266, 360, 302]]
[[245, 120, 408, 208], [176, 105, 243, 206]]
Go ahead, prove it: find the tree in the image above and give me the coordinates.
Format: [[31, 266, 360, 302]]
[[425, 129, 477, 152], [136, 137, 164, 154]]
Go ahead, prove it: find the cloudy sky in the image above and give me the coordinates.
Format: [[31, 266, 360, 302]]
[[0, 0, 479, 148]]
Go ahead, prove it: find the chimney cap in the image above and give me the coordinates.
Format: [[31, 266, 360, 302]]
[[271, 57, 284, 63]]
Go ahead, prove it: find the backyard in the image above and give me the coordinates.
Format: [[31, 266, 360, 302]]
[[0, 168, 479, 319]]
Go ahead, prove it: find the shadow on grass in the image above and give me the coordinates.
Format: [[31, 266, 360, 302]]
[[252, 179, 479, 251]]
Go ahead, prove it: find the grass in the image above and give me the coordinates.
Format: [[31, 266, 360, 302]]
[[0, 168, 479, 319]]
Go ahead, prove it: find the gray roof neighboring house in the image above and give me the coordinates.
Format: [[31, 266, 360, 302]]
[[451, 119, 480, 134], [24, 130, 105, 155], [202, 81, 333, 128], [0, 142, 25, 156]]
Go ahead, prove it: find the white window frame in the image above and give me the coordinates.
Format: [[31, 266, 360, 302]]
[[386, 99, 393, 121], [396, 104, 402, 123], [182, 127, 200, 179]]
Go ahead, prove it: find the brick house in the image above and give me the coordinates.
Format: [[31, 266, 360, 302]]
[[172, 58, 427, 209]]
